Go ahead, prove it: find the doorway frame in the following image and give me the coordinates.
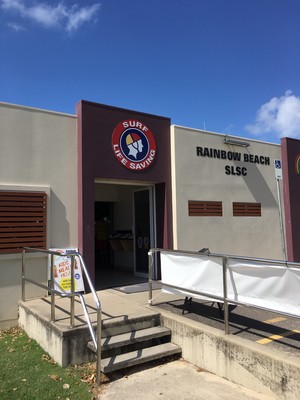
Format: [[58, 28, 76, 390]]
[[94, 179, 157, 279], [133, 186, 157, 278]]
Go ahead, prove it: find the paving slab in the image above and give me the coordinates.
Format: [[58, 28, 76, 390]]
[[97, 359, 278, 400], [21, 287, 170, 330]]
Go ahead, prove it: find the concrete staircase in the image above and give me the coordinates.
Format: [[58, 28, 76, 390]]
[[87, 314, 181, 373]]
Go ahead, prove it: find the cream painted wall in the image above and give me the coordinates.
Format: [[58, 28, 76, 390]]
[[0, 254, 48, 324], [171, 125, 283, 260], [0, 103, 78, 325]]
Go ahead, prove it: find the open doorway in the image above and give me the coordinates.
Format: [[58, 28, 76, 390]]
[[94, 181, 156, 289]]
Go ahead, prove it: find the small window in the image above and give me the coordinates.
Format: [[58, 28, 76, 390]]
[[233, 202, 261, 217], [0, 191, 47, 254], [188, 201, 223, 216]]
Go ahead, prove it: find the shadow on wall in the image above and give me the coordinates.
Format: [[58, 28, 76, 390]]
[[50, 190, 70, 247], [233, 160, 278, 208], [0, 257, 48, 321]]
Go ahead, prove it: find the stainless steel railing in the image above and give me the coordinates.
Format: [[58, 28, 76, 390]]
[[148, 248, 300, 335], [22, 247, 102, 384]]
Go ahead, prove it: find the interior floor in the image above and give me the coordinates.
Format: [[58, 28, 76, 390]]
[[95, 268, 147, 290]]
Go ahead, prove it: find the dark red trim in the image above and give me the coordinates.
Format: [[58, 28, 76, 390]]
[[281, 137, 300, 261], [76, 101, 172, 283]]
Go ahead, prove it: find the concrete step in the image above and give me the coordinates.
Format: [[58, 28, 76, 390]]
[[102, 314, 161, 338], [100, 342, 182, 373], [87, 326, 171, 353], [88, 321, 181, 373]]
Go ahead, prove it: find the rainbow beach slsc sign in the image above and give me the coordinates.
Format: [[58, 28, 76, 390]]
[[112, 120, 156, 170]]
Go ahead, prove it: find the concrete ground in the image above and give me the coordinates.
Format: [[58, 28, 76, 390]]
[[155, 296, 300, 357], [97, 358, 277, 400], [19, 281, 300, 399]]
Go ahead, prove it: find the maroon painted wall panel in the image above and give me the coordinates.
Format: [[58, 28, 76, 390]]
[[76, 100, 172, 282], [281, 137, 300, 262], [79, 101, 171, 181]]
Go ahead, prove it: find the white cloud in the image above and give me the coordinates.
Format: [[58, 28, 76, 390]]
[[27, 3, 66, 28], [7, 21, 26, 31], [66, 4, 101, 33], [1, 0, 23, 11], [245, 91, 300, 139], [1, 0, 101, 33]]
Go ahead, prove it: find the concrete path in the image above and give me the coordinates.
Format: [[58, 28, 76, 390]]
[[97, 359, 277, 400]]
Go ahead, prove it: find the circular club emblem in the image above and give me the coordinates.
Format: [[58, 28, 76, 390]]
[[112, 120, 156, 170], [296, 153, 300, 175]]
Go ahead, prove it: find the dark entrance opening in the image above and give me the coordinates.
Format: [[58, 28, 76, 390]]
[[94, 188, 149, 290], [94, 201, 113, 271]]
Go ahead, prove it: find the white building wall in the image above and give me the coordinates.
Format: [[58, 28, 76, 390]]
[[0, 103, 78, 326], [171, 125, 283, 260]]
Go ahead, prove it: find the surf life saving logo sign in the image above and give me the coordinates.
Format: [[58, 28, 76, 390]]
[[112, 120, 156, 170], [296, 153, 300, 175]]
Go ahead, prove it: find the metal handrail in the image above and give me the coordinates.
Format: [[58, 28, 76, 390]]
[[148, 248, 300, 335], [22, 247, 102, 384], [149, 247, 300, 268]]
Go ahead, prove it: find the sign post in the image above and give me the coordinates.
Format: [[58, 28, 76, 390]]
[[274, 160, 286, 261]]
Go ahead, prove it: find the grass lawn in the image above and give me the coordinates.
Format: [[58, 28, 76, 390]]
[[0, 327, 100, 400]]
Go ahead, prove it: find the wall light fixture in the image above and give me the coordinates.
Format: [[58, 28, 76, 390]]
[[224, 137, 250, 147]]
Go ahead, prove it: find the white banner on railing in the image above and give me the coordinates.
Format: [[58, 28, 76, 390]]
[[227, 259, 300, 316], [160, 251, 300, 317], [161, 252, 224, 300]]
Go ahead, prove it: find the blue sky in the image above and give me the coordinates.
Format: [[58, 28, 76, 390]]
[[1, 0, 300, 143]]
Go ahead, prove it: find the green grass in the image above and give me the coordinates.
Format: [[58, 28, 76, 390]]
[[0, 327, 98, 400]]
